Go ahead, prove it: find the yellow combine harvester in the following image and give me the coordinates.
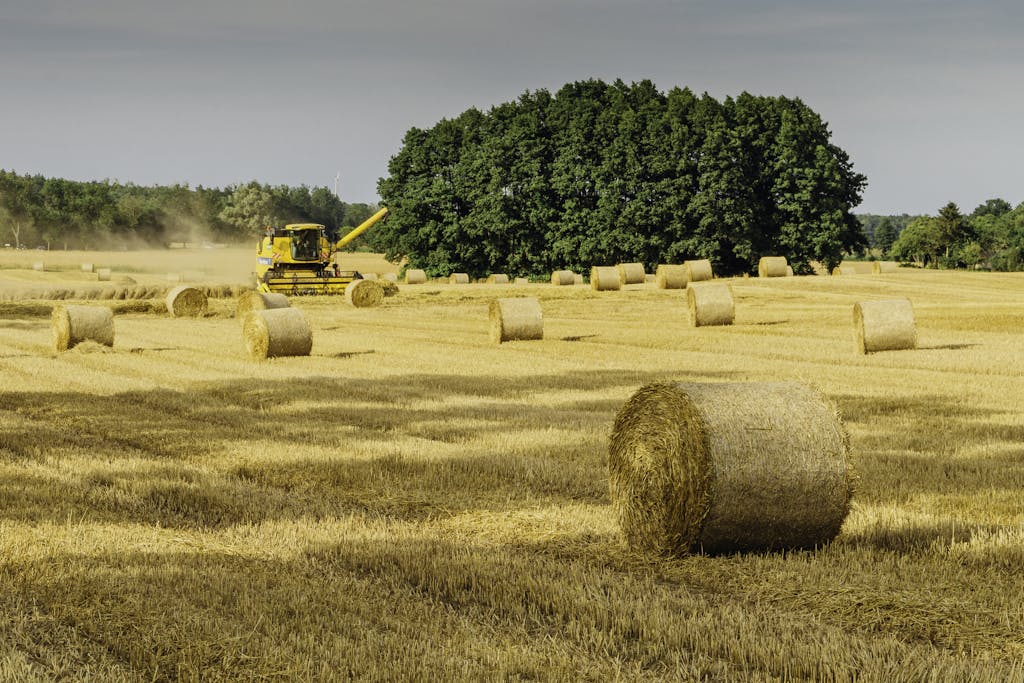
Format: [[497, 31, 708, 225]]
[[254, 207, 388, 294]]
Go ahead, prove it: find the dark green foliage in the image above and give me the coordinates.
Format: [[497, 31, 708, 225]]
[[377, 79, 868, 277]]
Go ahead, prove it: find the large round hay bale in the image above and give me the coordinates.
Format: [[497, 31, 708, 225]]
[[853, 299, 916, 354], [236, 290, 290, 318], [608, 381, 853, 555], [758, 256, 788, 278], [687, 283, 734, 326], [487, 273, 510, 284], [165, 285, 208, 317], [32, 262, 45, 272], [81, 263, 94, 273], [655, 264, 688, 290], [489, 297, 543, 344], [449, 273, 469, 284], [345, 279, 384, 308], [243, 308, 312, 359], [617, 262, 646, 285], [96, 268, 112, 281], [590, 266, 621, 291], [872, 261, 898, 274], [405, 269, 427, 284], [52, 304, 114, 352], [551, 270, 575, 286], [684, 259, 713, 282]]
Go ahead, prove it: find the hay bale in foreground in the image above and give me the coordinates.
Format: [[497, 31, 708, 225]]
[[487, 273, 510, 284], [609, 381, 852, 555], [345, 279, 384, 308], [96, 268, 112, 281], [551, 270, 575, 286], [81, 263, 94, 273], [853, 299, 916, 354], [489, 297, 543, 344], [449, 273, 469, 284], [758, 256, 788, 278], [165, 285, 208, 317], [52, 304, 114, 352], [243, 308, 312, 359], [687, 283, 734, 327], [655, 264, 688, 290], [684, 259, 713, 282], [32, 262, 45, 272], [236, 290, 290, 318], [590, 266, 621, 291], [872, 261, 898, 274], [405, 269, 427, 284], [617, 262, 646, 285]]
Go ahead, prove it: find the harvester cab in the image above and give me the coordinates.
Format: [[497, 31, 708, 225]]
[[254, 207, 388, 295]]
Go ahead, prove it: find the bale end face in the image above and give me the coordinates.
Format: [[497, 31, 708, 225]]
[[166, 285, 208, 317], [345, 279, 384, 308]]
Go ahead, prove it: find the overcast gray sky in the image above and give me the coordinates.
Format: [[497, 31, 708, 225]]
[[1, 1, 1021, 214]]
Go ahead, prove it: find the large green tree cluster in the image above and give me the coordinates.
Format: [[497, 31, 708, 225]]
[[376, 79, 868, 277], [0, 170, 377, 250]]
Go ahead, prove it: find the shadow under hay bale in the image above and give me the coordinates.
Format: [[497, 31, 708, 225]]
[[551, 270, 575, 286], [853, 298, 916, 354], [52, 304, 114, 352], [758, 256, 788, 277], [345, 279, 384, 308], [608, 381, 853, 555], [235, 291, 290, 319], [489, 297, 543, 344], [487, 273, 510, 284], [687, 283, 734, 327], [617, 262, 646, 285], [684, 259, 713, 282], [405, 269, 427, 284], [655, 264, 688, 290], [590, 266, 621, 291], [165, 285, 208, 317], [449, 273, 469, 284], [242, 308, 312, 359]]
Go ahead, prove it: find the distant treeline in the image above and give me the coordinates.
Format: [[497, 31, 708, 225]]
[[858, 198, 1024, 270], [377, 79, 867, 277], [0, 170, 379, 250]]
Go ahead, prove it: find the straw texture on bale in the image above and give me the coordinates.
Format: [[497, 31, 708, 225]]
[[551, 270, 575, 286], [449, 273, 470, 284], [487, 273, 510, 284], [52, 304, 114, 352], [853, 299, 916, 354], [617, 262, 646, 285], [590, 266, 621, 291], [655, 264, 688, 290], [236, 290, 290, 318], [757, 256, 789, 278], [608, 381, 853, 555], [687, 283, 734, 327], [405, 269, 427, 284], [872, 261, 898, 274], [96, 268, 112, 281], [81, 263, 94, 273], [345, 279, 384, 308], [379, 280, 399, 297], [242, 308, 312, 359], [165, 285, 208, 317], [513, 277, 529, 285], [684, 259, 713, 282], [489, 297, 543, 344], [32, 262, 45, 272]]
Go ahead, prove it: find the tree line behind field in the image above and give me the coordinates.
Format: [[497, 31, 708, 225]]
[[0, 171, 379, 250]]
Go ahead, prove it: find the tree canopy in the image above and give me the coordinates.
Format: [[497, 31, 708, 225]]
[[376, 79, 868, 277]]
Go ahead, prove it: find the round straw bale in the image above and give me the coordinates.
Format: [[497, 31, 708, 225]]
[[165, 285, 208, 317], [236, 290, 290, 318], [872, 261, 898, 274], [379, 280, 399, 297], [513, 277, 529, 285], [684, 259, 713, 282], [590, 266, 621, 291], [757, 256, 788, 278], [609, 381, 853, 555], [405, 269, 427, 284], [617, 262, 646, 285], [242, 308, 312, 359], [52, 304, 114, 352], [32, 262, 45, 272], [382, 273, 399, 282], [655, 264, 688, 289], [489, 297, 543, 344], [487, 273, 510, 284], [853, 298, 916, 354], [81, 263, 94, 273], [345, 279, 384, 308], [551, 270, 575, 286], [96, 268, 112, 281], [573, 273, 584, 285], [449, 273, 470, 284], [786, 265, 794, 277], [687, 283, 734, 327]]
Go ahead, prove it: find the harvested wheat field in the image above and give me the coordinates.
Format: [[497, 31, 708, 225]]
[[2, 249, 1024, 680]]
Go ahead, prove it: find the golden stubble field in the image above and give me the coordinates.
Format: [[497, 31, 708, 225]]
[[1, 248, 1023, 681]]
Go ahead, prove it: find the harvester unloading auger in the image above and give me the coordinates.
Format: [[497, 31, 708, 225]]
[[254, 207, 389, 295]]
